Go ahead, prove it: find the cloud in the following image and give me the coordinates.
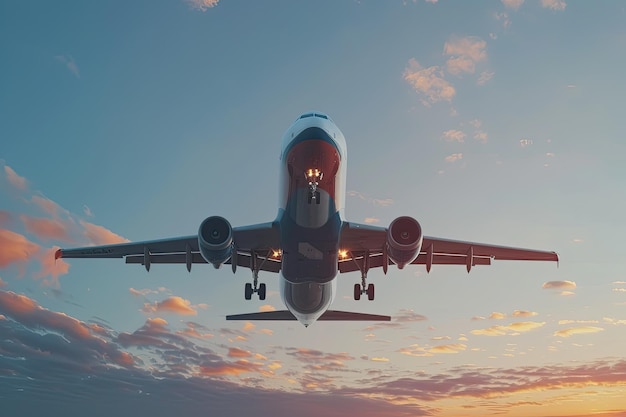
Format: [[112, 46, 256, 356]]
[[404, 59, 456, 104], [511, 310, 538, 318], [259, 304, 276, 312], [489, 312, 506, 320], [554, 326, 604, 338], [477, 71, 494, 85], [0, 210, 10, 226], [4, 165, 27, 190], [543, 280, 576, 290], [441, 129, 466, 143], [393, 309, 428, 322], [473, 131, 488, 143], [501, 0, 524, 10], [444, 36, 487, 75], [0, 229, 39, 269], [370, 357, 390, 362], [55, 55, 80, 78], [129, 287, 158, 297], [79, 219, 130, 244], [228, 347, 252, 358], [0, 277, 5, 287], [185, 0, 219, 11], [31, 195, 64, 217], [471, 321, 545, 336], [142, 296, 199, 316], [36, 246, 70, 287], [20, 214, 72, 242], [364, 217, 380, 224], [541, 0, 566, 11], [445, 153, 463, 163]]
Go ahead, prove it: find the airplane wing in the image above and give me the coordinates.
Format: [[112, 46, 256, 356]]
[[338, 222, 558, 273], [56, 222, 281, 273]]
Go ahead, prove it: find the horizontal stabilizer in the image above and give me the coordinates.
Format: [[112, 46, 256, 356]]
[[226, 310, 391, 321]]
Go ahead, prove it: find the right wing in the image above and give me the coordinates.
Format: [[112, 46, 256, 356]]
[[56, 222, 281, 273], [338, 222, 558, 273]]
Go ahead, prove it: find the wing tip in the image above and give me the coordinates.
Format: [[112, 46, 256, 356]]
[[54, 249, 63, 260]]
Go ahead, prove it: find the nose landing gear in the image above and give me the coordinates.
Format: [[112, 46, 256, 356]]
[[305, 168, 323, 204]]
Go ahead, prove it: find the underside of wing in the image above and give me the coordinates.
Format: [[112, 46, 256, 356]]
[[226, 310, 391, 321], [56, 221, 282, 273]]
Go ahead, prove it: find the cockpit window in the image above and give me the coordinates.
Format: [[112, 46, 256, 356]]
[[314, 113, 328, 120], [299, 113, 314, 119]]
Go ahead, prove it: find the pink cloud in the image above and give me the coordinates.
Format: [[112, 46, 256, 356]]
[[4, 165, 27, 190], [445, 153, 463, 163], [186, 0, 219, 12], [142, 296, 198, 315], [0, 210, 10, 226], [444, 36, 487, 76], [0, 277, 5, 287], [501, 0, 524, 10], [228, 347, 252, 358], [20, 214, 72, 242], [31, 195, 64, 217], [199, 359, 265, 376], [541, 0, 566, 11], [0, 229, 39, 269], [441, 129, 466, 143], [79, 219, 129, 245], [35, 246, 70, 287]]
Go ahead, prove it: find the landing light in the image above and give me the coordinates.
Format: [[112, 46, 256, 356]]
[[338, 249, 349, 259], [271, 249, 282, 258]]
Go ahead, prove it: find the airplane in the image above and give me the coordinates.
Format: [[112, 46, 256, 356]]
[[56, 112, 559, 327]]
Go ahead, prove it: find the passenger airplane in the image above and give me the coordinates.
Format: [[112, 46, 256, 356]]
[[56, 112, 558, 327]]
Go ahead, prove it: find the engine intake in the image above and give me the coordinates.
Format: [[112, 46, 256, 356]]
[[387, 216, 423, 269], [198, 216, 233, 268]]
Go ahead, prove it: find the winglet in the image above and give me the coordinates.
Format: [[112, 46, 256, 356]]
[[55, 249, 63, 260]]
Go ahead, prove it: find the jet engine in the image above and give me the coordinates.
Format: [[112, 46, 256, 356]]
[[387, 216, 423, 269], [198, 216, 233, 268]]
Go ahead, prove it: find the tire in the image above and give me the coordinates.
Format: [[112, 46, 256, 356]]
[[354, 283, 361, 300], [244, 283, 253, 300], [258, 283, 266, 300], [367, 283, 375, 301]]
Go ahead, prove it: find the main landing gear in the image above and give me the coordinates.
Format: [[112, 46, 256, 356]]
[[244, 250, 267, 301], [352, 250, 375, 301]]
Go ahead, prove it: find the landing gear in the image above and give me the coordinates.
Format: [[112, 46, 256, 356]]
[[351, 250, 375, 301], [305, 169, 323, 204], [243, 251, 268, 301]]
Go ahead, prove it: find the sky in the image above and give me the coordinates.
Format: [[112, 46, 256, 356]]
[[1, 0, 626, 416]]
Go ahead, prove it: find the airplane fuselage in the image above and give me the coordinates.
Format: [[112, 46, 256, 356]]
[[277, 113, 348, 325]]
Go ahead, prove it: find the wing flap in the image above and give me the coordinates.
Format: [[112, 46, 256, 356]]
[[125, 251, 281, 273]]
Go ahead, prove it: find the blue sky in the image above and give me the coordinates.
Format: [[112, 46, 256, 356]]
[[2, 1, 626, 416]]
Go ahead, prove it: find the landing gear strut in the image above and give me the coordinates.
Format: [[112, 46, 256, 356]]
[[352, 250, 375, 301], [305, 169, 323, 205], [244, 250, 268, 301]]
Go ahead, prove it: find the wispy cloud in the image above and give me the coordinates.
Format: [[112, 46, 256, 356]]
[[441, 129, 466, 143], [501, 0, 525, 10], [4, 165, 27, 190], [404, 59, 456, 104], [445, 153, 463, 163], [541, 0, 566, 11], [477, 70, 494, 85], [444, 36, 487, 75], [20, 214, 73, 242], [55, 55, 80, 78], [185, 0, 219, 11]]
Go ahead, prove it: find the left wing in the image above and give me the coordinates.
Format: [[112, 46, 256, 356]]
[[56, 222, 281, 273], [338, 222, 558, 273]]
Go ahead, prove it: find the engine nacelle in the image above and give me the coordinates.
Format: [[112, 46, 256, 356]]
[[198, 216, 233, 269], [387, 216, 423, 269]]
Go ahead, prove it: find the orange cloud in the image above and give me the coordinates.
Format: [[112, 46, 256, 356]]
[[20, 214, 72, 242], [512, 310, 538, 318], [142, 296, 198, 315], [4, 165, 27, 190], [471, 321, 546, 336], [442, 129, 466, 143], [554, 326, 604, 338], [79, 220, 129, 245], [0, 229, 39, 269], [259, 304, 276, 312], [543, 280, 576, 289], [199, 360, 264, 376], [489, 312, 506, 320], [228, 347, 252, 358], [429, 343, 467, 354]]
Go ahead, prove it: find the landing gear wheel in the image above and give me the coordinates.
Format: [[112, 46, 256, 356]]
[[354, 283, 361, 300], [367, 283, 375, 301], [258, 283, 267, 300], [244, 283, 253, 300]]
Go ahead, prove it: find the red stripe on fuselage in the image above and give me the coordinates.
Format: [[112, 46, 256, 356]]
[[285, 139, 340, 203]]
